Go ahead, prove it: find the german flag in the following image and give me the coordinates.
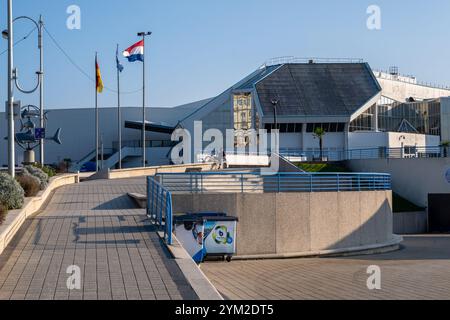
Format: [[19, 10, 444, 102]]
[[95, 54, 104, 93]]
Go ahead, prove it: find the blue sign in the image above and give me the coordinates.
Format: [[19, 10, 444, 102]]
[[35, 128, 46, 139]]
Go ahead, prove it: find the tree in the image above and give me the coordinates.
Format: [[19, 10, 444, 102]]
[[313, 127, 326, 160], [441, 141, 450, 158]]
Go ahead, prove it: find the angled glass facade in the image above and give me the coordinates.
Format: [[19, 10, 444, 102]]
[[349, 105, 377, 132], [378, 99, 441, 136], [349, 98, 442, 136]]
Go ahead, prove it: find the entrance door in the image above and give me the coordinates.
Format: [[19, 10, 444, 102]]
[[428, 194, 450, 232]]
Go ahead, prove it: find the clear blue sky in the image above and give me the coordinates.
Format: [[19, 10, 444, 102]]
[[1, 0, 450, 110]]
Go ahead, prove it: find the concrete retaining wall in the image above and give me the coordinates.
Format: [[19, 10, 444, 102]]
[[107, 163, 216, 179], [393, 211, 427, 234], [0, 174, 79, 256], [172, 190, 394, 256], [346, 158, 450, 207]]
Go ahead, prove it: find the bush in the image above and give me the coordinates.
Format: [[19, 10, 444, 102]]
[[23, 165, 49, 190], [0, 204, 7, 225], [33, 164, 56, 178], [16, 175, 41, 197], [0, 173, 25, 210], [42, 165, 56, 178]]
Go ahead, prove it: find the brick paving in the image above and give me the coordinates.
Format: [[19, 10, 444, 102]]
[[0, 178, 197, 300], [202, 235, 450, 300]]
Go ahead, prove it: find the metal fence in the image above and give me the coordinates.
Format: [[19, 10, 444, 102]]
[[279, 146, 450, 161], [113, 140, 176, 150], [157, 172, 391, 194], [146, 176, 173, 245]]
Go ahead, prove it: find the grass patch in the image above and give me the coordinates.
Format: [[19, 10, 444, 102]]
[[296, 163, 350, 173], [297, 163, 424, 213], [393, 193, 425, 213]]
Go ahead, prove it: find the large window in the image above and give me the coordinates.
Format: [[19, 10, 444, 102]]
[[306, 123, 346, 133], [233, 94, 252, 131], [349, 105, 377, 132], [265, 123, 303, 133], [378, 99, 441, 136]]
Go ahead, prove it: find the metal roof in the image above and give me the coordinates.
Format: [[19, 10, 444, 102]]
[[234, 64, 281, 91], [255, 63, 381, 117]]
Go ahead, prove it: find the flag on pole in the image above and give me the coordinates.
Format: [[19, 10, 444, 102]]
[[96, 55, 104, 93], [116, 44, 124, 72], [123, 40, 144, 62]]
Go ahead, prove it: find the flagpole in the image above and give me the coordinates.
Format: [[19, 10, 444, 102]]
[[95, 52, 99, 172], [141, 35, 146, 168], [117, 44, 122, 169], [137, 32, 152, 168]]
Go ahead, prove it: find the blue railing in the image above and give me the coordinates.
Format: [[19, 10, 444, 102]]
[[146, 176, 173, 245], [279, 146, 450, 161], [157, 172, 391, 194]]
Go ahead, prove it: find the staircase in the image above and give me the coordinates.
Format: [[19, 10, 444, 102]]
[[70, 147, 142, 172]]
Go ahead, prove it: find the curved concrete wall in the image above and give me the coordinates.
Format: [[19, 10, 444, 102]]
[[172, 191, 394, 256]]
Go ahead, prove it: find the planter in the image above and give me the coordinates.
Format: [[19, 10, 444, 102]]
[[0, 174, 79, 256]]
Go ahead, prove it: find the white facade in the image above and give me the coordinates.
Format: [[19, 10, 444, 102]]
[[348, 131, 440, 150], [1, 64, 448, 170], [0, 104, 195, 168]]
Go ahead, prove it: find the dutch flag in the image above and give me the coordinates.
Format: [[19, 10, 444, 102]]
[[123, 40, 144, 62]]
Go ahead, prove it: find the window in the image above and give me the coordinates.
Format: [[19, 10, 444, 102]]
[[377, 98, 441, 136], [306, 123, 346, 133], [349, 105, 376, 132], [233, 94, 252, 131], [264, 123, 304, 133]]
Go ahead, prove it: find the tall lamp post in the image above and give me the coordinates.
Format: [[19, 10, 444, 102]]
[[271, 99, 279, 131], [137, 31, 151, 168], [3, 8, 44, 176], [6, 0, 14, 177]]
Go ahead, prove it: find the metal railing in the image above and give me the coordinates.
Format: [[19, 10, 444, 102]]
[[113, 140, 176, 150], [262, 56, 364, 68], [147, 176, 173, 245], [373, 69, 450, 90], [346, 146, 449, 160], [279, 146, 450, 161], [157, 172, 391, 194]]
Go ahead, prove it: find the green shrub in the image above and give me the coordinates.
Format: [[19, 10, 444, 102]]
[[33, 164, 56, 178], [24, 165, 49, 190], [16, 175, 41, 197], [42, 166, 56, 178], [0, 173, 25, 210], [0, 204, 7, 225]]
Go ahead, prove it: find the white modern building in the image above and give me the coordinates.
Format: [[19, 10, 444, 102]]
[[1, 58, 449, 170]]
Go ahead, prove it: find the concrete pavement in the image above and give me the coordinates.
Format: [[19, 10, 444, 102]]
[[202, 235, 450, 300], [0, 178, 198, 300]]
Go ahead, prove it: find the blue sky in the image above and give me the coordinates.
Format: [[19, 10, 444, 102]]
[[1, 0, 450, 110]]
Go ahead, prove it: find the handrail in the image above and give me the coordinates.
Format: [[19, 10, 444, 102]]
[[279, 146, 450, 161], [147, 176, 173, 245], [261, 56, 364, 68], [373, 69, 450, 90], [157, 172, 391, 194]]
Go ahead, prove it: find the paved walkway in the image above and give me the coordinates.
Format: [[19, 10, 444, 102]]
[[202, 235, 450, 300], [0, 178, 197, 300]]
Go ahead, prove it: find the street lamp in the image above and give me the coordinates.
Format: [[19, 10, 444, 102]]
[[3, 9, 44, 175], [137, 31, 152, 167], [271, 98, 279, 131], [6, 0, 14, 177]]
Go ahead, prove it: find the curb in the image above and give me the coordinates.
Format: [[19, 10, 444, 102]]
[[157, 231, 223, 301], [231, 235, 404, 261], [0, 174, 79, 256]]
